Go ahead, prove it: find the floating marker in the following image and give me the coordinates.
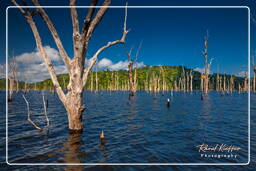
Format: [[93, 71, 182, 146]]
[[100, 130, 105, 145], [167, 98, 170, 107]]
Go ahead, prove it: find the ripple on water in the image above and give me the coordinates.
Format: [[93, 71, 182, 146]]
[[1, 91, 251, 165]]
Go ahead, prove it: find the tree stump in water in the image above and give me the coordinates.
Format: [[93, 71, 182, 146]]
[[100, 130, 105, 145]]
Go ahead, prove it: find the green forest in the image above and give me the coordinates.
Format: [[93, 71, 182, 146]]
[[0, 65, 247, 91]]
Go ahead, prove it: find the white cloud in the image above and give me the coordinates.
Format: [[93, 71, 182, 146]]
[[16, 46, 62, 64], [193, 67, 205, 73], [236, 71, 247, 77], [0, 64, 6, 78], [97, 58, 145, 71], [7, 46, 67, 83], [19, 62, 67, 83], [109, 60, 129, 70], [98, 58, 113, 68], [1, 50, 146, 82]]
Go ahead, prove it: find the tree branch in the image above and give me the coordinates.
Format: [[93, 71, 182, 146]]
[[81, 0, 98, 40], [82, 3, 129, 86], [11, 0, 27, 15], [82, 0, 111, 44], [22, 95, 42, 130], [70, 0, 81, 57], [12, 0, 66, 103], [31, 0, 71, 73], [135, 41, 143, 68]]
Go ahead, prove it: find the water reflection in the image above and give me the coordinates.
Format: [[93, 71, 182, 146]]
[[62, 132, 84, 171]]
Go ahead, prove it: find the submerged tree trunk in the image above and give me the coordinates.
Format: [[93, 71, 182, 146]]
[[65, 91, 84, 131]]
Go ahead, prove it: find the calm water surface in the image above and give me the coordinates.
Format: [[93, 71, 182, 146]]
[[0, 90, 255, 170]]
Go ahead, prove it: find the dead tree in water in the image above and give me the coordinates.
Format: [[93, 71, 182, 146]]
[[216, 73, 220, 91], [126, 42, 142, 97], [160, 66, 166, 95], [252, 54, 256, 93], [23, 71, 29, 93], [8, 55, 18, 102], [13, 0, 129, 132], [201, 32, 213, 95], [95, 61, 99, 92], [22, 92, 49, 130], [22, 95, 42, 130], [229, 75, 234, 93], [244, 71, 248, 91], [223, 74, 226, 91], [90, 70, 94, 91], [189, 70, 193, 91]]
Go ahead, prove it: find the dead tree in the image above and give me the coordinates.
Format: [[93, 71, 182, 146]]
[[13, 0, 129, 132], [160, 66, 166, 95], [202, 32, 213, 95], [126, 42, 142, 97], [189, 70, 193, 91], [230, 75, 234, 93], [8, 55, 18, 102], [244, 71, 248, 91], [90, 70, 94, 91], [22, 92, 49, 130], [95, 60, 99, 92], [252, 54, 256, 93], [22, 95, 42, 130], [23, 72, 28, 93], [223, 74, 226, 91], [216, 73, 220, 91]]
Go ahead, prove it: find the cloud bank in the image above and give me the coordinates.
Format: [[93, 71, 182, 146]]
[[98, 57, 145, 71], [0, 46, 145, 83]]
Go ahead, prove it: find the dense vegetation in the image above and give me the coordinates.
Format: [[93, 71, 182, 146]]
[[0, 66, 246, 91]]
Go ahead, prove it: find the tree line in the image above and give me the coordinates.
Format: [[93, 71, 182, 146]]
[[1, 65, 249, 92]]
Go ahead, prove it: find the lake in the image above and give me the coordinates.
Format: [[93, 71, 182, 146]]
[[0, 90, 255, 170]]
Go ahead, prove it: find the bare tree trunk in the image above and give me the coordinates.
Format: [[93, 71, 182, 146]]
[[230, 75, 234, 93], [8, 78, 14, 102], [126, 42, 142, 97], [254, 68, 256, 93], [216, 74, 219, 91], [223, 74, 226, 91], [95, 62, 98, 92], [244, 72, 248, 91], [65, 91, 84, 131], [90, 71, 94, 91], [200, 74, 204, 92], [202, 31, 213, 95], [8, 54, 17, 102]]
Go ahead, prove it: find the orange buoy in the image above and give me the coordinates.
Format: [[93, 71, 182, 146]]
[[100, 130, 105, 145]]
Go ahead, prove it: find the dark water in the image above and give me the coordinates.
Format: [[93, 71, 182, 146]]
[[0, 90, 255, 170]]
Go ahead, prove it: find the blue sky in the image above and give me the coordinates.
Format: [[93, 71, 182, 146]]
[[0, 0, 255, 81]]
